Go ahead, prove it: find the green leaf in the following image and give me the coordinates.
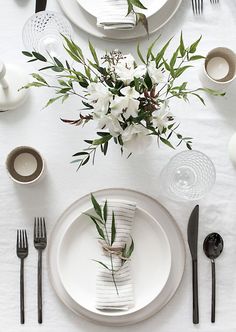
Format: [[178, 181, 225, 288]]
[[189, 55, 205, 61], [111, 211, 116, 245], [32, 52, 47, 62], [22, 82, 46, 89], [155, 37, 173, 66], [179, 32, 186, 57], [126, 238, 134, 258], [103, 200, 107, 222], [191, 93, 206, 105], [137, 43, 146, 64], [44, 96, 63, 108], [160, 137, 175, 149], [84, 213, 103, 224], [174, 65, 193, 78], [89, 41, 99, 66], [130, 0, 147, 9], [189, 36, 202, 53], [170, 47, 179, 69], [136, 13, 149, 36], [93, 260, 110, 270], [91, 193, 103, 219], [92, 134, 112, 145], [31, 73, 47, 84], [53, 57, 64, 67], [22, 51, 33, 57], [146, 36, 160, 61]]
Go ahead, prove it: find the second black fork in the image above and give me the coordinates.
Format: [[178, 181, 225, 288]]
[[34, 217, 47, 324]]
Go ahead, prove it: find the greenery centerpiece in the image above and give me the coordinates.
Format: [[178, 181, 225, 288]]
[[22, 34, 224, 169]]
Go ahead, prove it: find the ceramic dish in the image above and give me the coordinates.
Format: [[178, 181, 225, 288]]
[[48, 188, 185, 326], [57, 0, 182, 40]]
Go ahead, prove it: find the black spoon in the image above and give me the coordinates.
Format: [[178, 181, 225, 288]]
[[203, 232, 224, 323]]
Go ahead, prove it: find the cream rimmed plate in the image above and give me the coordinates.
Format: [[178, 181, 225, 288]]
[[48, 188, 185, 326], [77, 0, 168, 19], [57, 0, 182, 40]]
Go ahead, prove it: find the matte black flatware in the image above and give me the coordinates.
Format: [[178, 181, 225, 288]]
[[203, 233, 224, 323], [16, 230, 28, 324], [34, 218, 47, 324], [35, 0, 47, 13], [191, 0, 203, 15], [187, 205, 199, 324]]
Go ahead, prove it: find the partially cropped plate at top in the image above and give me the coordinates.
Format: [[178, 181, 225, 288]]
[[58, 206, 171, 316], [48, 188, 185, 326], [77, 0, 168, 19], [57, 0, 182, 40]]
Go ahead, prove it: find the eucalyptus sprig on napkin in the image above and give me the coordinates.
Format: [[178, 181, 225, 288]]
[[85, 194, 134, 295], [126, 0, 148, 33], [22, 33, 225, 170]]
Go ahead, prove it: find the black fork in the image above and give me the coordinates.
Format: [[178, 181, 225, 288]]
[[16, 230, 28, 324], [191, 0, 203, 14], [34, 217, 47, 324]]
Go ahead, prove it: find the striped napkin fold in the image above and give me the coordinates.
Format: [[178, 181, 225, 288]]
[[97, 0, 136, 30], [96, 199, 136, 311]]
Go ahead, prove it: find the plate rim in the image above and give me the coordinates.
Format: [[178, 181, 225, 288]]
[[48, 188, 186, 326], [57, 0, 183, 41], [76, 0, 169, 19], [57, 204, 172, 316]]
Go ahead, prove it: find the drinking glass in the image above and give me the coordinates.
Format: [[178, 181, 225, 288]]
[[22, 11, 73, 61], [160, 150, 216, 201]]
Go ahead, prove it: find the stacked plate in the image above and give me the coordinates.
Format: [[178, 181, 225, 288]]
[[48, 188, 185, 326], [57, 0, 183, 40]]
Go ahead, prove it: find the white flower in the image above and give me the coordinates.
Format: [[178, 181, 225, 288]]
[[110, 86, 140, 119], [115, 54, 135, 84], [96, 114, 123, 137], [147, 61, 163, 84], [122, 124, 152, 154], [133, 65, 147, 78], [87, 82, 112, 114], [152, 101, 171, 132]]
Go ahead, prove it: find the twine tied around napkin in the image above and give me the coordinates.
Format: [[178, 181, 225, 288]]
[[96, 199, 136, 311]]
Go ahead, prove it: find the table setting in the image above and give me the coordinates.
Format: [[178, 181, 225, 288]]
[[0, 0, 236, 331]]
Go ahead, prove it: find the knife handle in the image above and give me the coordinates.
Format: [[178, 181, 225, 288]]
[[192, 259, 199, 324]]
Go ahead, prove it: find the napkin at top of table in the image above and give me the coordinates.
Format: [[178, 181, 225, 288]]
[[96, 199, 136, 311], [97, 0, 136, 30]]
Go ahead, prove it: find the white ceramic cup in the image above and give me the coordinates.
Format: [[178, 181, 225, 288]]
[[200, 47, 236, 90], [6, 146, 45, 185]]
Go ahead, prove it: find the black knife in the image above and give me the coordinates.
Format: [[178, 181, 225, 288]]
[[35, 0, 47, 13], [187, 205, 199, 324]]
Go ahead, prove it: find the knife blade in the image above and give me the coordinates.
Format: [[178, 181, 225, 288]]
[[35, 0, 47, 13], [187, 205, 199, 324]]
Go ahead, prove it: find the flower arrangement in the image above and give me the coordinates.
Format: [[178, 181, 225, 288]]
[[22, 34, 224, 170]]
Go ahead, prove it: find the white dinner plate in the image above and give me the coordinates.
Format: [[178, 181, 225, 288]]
[[58, 206, 171, 316], [48, 188, 185, 326], [57, 0, 182, 40], [77, 0, 168, 19]]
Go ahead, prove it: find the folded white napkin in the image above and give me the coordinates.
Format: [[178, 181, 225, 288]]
[[96, 199, 136, 311], [97, 0, 136, 30]]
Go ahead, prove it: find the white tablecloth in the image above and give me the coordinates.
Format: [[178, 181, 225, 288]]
[[0, 0, 236, 331]]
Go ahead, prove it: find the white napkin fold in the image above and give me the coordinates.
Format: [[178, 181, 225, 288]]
[[96, 199, 136, 311], [97, 0, 136, 30]]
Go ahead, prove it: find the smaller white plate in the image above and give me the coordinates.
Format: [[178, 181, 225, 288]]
[[77, 0, 168, 19], [58, 206, 172, 316]]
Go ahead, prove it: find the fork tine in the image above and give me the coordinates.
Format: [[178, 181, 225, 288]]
[[34, 217, 37, 239], [20, 230, 23, 248], [17, 230, 19, 248], [40, 217, 43, 237], [43, 218, 46, 239], [25, 230, 28, 248]]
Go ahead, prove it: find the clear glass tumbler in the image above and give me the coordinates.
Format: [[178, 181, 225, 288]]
[[22, 11, 73, 60], [160, 150, 216, 201]]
